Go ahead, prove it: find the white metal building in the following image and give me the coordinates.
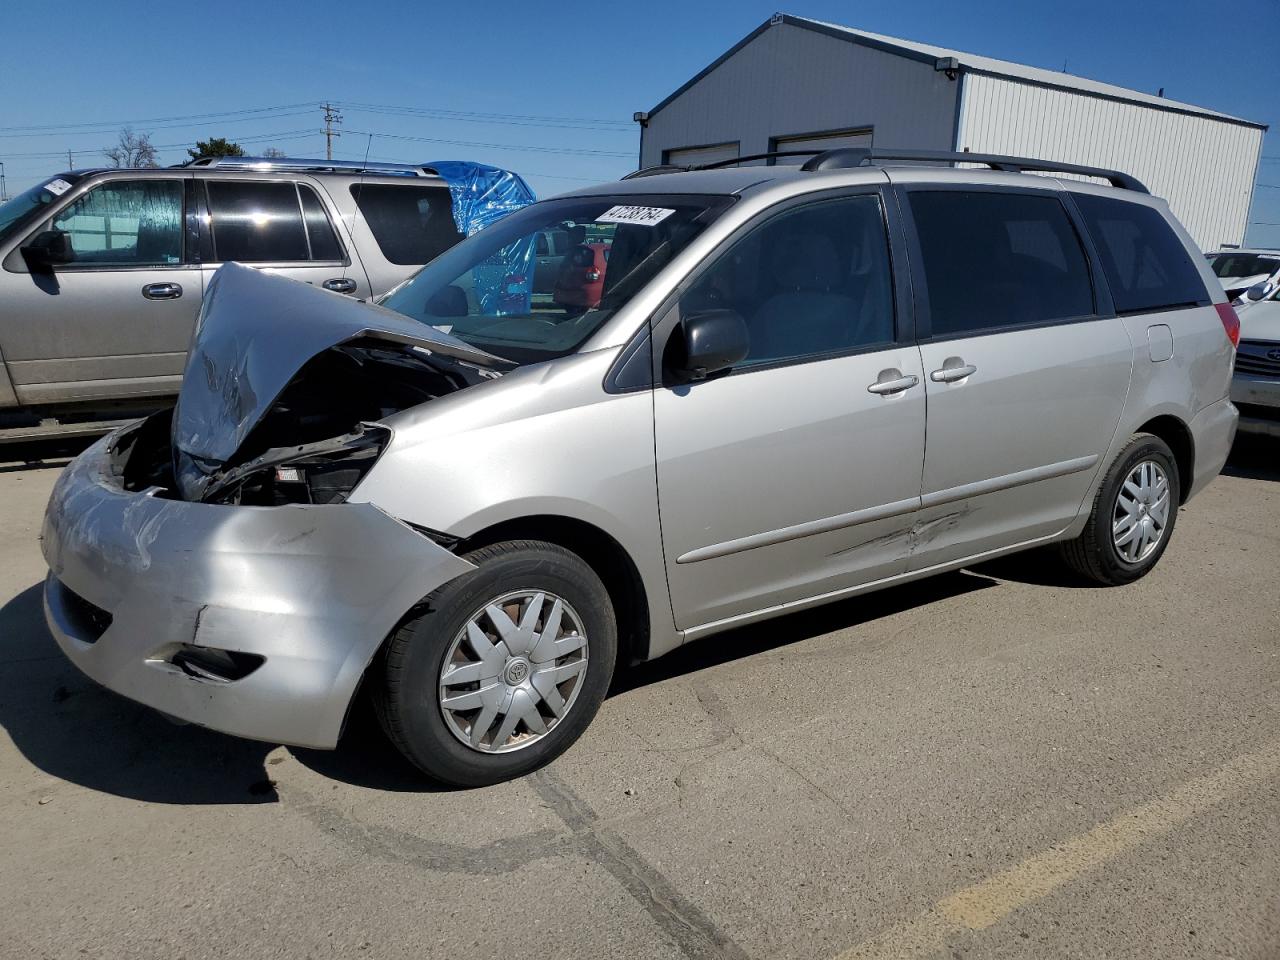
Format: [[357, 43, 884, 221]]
[[635, 14, 1267, 249]]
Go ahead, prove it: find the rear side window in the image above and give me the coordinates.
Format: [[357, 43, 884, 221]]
[[349, 184, 464, 266], [907, 190, 1095, 338], [1073, 194, 1209, 315], [298, 185, 344, 261], [206, 181, 308, 262]]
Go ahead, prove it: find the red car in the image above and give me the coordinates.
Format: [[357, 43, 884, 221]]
[[553, 241, 609, 310]]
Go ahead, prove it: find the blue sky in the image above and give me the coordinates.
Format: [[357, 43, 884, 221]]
[[2, 0, 1276, 245]]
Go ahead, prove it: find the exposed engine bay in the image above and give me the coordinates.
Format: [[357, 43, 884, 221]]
[[115, 341, 493, 505]]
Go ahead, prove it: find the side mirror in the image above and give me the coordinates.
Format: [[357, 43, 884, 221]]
[[671, 309, 749, 382], [1245, 282, 1270, 302], [21, 230, 73, 272], [425, 284, 467, 318]]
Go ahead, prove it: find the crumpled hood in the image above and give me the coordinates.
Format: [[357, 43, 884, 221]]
[[173, 263, 502, 496]]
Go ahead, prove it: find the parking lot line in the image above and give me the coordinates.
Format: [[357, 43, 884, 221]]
[[833, 738, 1280, 959]]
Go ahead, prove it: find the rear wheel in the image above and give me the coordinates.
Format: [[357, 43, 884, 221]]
[[1059, 433, 1180, 585], [373, 539, 616, 787]]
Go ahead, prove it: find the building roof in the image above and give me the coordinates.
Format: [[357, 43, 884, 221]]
[[646, 14, 1266, 130]]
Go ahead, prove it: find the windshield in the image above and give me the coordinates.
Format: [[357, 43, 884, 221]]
[[0, 175, 81, 247], [1207, 253, 1280, 279], [380, 193, 733, 364]]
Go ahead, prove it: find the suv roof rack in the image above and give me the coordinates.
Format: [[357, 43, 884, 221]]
[[625, 148, 1148, 193], [179, 156, 434, 178]]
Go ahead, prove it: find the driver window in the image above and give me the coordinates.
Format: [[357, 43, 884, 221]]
[[50, 180, 184, 267], [681, 194, 895, 366]]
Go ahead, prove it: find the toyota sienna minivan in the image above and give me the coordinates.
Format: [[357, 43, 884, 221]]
[[41, 148, 1239, 786]]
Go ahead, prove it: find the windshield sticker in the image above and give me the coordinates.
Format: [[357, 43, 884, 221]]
[[43, 178, 73, 197], [595, 205, 675, 227]]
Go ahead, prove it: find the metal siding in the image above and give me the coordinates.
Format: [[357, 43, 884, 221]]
[[958, 74, 1263, 249], [642, 22, 958, 169]]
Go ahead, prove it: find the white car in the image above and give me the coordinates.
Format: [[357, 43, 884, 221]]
[[1205, 248, 1280, 305], [1233, 286, 1280, 437]]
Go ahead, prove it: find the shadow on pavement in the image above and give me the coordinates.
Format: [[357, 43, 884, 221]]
[[1, 568, 1004, 799], [0, 582, 281, 805], [1222, 434, 1279, 483]]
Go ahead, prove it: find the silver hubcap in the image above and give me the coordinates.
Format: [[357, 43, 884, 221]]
[[438, 590, 589, 754], [1112, 459, 1171, 564]]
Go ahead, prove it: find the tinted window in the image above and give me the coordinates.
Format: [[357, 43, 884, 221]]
[[679, 194, 894, 365], [51, 179, 183, 266], [207, 181, 308, 262], [909, 191, 1094, 338], [350, 184, 463, 265], [1206, 252, 1279, 279], [1074, 194, 1209, 315], [299, 185, 343, 261]]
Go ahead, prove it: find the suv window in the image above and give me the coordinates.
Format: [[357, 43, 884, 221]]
[[349, 184, 463, 266], [679, 194, 895, 366], [1074, 194, 1209, 315], [908, 190, 1094, 338], [206, 180, 309, 263], [298, 185, 344, 262], [50, 179, 183, 267]]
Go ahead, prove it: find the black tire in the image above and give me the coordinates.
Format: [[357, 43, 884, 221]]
[[1059, 433, 1181, 585], [372, 539, 616, 787]]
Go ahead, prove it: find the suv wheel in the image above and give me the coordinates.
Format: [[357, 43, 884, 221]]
[[1059, 433, 1180, 585], [372, 540, 617, 787]]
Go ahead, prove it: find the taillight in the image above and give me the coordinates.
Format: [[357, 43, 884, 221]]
[[1215, 302, 1241, 348]]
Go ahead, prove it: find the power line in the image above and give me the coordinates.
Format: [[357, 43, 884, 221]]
[[0, 110, 317, 139], [0, 128, 317, 161], [344, 129, 631, 158], [335, 100, 633, 129], [0, 102, 318, 136]]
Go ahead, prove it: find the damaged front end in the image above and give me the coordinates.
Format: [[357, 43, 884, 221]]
[[40, 264, 503, 748]]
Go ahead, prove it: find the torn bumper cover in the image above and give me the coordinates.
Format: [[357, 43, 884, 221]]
[[41, 428, 475, 749]]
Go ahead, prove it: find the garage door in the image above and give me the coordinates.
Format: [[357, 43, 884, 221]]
[[664, 142, 740, 168], [771, 129, 873, 165]]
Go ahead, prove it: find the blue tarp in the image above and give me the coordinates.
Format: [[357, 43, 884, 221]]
[[425, 160, 538, 315]]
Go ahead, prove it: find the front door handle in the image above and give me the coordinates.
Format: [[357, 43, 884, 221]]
[[322, 277, 358, 294], [867, 369, 920, 396], [141, 282, 182, 301], [930, 358, 978, 383]]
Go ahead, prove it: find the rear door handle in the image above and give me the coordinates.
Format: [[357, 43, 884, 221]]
[[867, 370, 920, 396], [141, 282, 182, 301], [930, 359, 977, 383], [323, 277, 358, 294]]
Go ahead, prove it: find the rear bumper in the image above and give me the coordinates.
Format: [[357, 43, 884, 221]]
[[41, 430, 474, 749], [1230, 372, 1280, 437], [1186, 396, 1238, 500]]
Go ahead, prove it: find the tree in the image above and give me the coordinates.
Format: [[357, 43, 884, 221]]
[[261, 147, 287, 158], [103, 127, 158, 168], [187, 137, 245, 161]]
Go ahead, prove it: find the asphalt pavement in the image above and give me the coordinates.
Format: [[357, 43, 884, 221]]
[[0, 436, 1276, 960]]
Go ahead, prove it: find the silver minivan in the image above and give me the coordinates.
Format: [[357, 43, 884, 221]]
[[41, 149, 1240, 786], [0, 158, 462, 438]]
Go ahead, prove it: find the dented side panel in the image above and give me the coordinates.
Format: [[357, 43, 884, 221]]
[[42, 431, 475, 748]]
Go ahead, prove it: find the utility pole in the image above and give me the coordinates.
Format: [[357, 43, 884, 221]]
[[0, 162, 7, 202], [322, 102, 342, 161], [68, 148, 74, 170]]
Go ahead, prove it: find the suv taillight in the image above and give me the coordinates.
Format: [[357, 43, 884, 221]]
[[1215, 302, 1241, 348]]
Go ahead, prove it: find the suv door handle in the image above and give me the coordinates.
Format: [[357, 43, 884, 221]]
[[930, 359, 978, 383], [141, 282, 182, 301], [867, 370, 920, 396], [323, 277, 358, 294]]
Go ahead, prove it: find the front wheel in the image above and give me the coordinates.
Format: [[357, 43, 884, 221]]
[[372, 540, 617, 787], [1059, 433, 1180, 585]]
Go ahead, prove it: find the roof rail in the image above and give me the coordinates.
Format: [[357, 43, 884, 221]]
[[802, 148, 1149, 192], [180, 156, 433, 178], [622, 147, 1147, 192]]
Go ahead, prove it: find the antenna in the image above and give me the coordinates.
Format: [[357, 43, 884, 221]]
[[340, 133, 375, 293], [322, 102, 343, 161]]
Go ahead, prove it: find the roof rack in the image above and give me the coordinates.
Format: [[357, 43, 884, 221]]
[[624, 147, 1148, 193], [179, 156, 434, 177]]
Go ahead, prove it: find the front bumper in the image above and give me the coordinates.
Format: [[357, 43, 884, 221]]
[[1230, 372, 1280, 438], [41, 429, 475, 749]]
